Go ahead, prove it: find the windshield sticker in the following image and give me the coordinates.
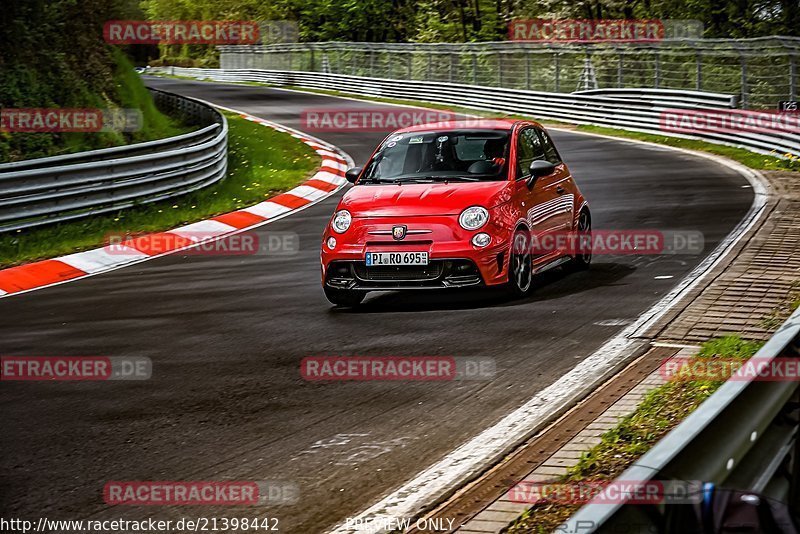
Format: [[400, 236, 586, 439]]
[[390, 135, 404, 141], [408, 136, 424, 144], [436, 136, 449, 143], [387, 141, 397, 147]]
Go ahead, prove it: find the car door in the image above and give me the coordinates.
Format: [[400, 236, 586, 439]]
[[535, 127, 575, 232], [512, 127, 563, 262]]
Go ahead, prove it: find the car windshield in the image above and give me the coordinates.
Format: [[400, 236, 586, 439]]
[[362, 129, 510, 183]]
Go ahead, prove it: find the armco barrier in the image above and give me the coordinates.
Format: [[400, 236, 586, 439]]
[[149, 67, 799, 158], [564, 305, 800, 532], [0, 89, 227, 233]]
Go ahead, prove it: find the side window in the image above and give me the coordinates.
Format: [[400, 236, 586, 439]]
[[537, 129, 562, 164], [516, 128, 546, 178]]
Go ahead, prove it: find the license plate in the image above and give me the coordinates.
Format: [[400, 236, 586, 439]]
[[366, 252, 429, 266]]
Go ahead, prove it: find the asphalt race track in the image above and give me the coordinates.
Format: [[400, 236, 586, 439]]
[[0, 78, 754, 532]]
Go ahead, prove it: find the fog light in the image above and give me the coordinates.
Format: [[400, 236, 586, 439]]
[[472, 233, 491, 247], [326, 236, 337, 249]]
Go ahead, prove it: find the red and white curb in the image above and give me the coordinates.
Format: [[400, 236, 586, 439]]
[[0, 111, 353, 299]]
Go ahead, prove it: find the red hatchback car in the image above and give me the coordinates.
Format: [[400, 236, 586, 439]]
[[320, 119, 590, 307]]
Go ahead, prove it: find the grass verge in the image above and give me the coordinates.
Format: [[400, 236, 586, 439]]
[[761, 281, 800, 330], [505, 336, 764, 533], [0, 111, 319, 268], [155, 74, 798, 173]]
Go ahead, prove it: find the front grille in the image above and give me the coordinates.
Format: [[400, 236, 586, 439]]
[[354, 262, 444, 281]]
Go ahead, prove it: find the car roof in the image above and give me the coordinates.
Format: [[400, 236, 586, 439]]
[[392, 118, 528, 134]]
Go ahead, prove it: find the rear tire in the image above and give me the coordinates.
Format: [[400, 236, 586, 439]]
[[324, 287, 366, 307], [505, 229, 533, 298]]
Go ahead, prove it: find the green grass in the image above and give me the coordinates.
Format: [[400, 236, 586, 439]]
[[0, 111, 319, 268], [574, 124, 799, 172], [761, 281, 800, 330], [506, 336, 763, 534], [2, 50, 191, 163], [154, 74, 798, 173]]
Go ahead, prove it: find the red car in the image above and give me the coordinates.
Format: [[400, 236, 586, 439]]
[[320, 119, 590, 307]]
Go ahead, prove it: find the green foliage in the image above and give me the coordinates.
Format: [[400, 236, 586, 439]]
[[0, 112, 319, 267], [0, 0, 188, 162]]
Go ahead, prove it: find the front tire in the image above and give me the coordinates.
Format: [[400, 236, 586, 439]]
[[571, 210, 592, 270], [324, 287, 366, 307], [505, 229, 533, 298]]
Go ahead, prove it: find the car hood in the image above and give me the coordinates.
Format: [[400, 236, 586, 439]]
[[340, 181, 511, 217]]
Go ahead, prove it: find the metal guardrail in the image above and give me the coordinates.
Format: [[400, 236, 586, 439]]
[[565, 305, 800, 532], [0, 89, 228, 233], [151, 67, 800, 158], [572, 88, 738, 109], [218, 37, 800, 109]]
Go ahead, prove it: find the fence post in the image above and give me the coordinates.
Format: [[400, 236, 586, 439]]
[[449, 51, 454, 83], [554, 52, 560, 92], [654, 50, 661, 88], [617, 51, 623, 87], [472, 53, 478, 85], [369, 49, 375, 77], [696, 51, 702, 91], [526, 52, 531, 90], [497, 52, 502, 86], [427, 52, 432, 80], [791, 54, 797, 101], [740, 53, 749, 108], [407, 51, 412, 80]]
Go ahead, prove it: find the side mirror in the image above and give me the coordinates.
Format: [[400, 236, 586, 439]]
[[345, 167, 362, 184], [526, 160, 556, 188]]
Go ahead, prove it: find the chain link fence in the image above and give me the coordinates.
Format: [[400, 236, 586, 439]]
[[218, 37, 800, 110]]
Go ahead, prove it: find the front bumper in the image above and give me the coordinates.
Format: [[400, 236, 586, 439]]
[[321, 214, 512, 291], [325, 258, 486, 290]]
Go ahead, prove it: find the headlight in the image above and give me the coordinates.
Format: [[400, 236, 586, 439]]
[[331, 210, 351, 233], [459, 206, 489, 230]]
